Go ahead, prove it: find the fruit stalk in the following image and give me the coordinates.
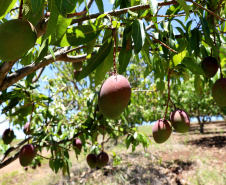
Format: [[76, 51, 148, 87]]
[[164, 70, 171, 120], [18, 0, 23, 19], [112, 28, 117, 77]]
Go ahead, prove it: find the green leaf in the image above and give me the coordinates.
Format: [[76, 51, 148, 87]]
[[86, 38, 97, 59], [78, 40, 113, 80], [95, 0, 104, 13], [141, 38, 152, 66], [0, 0, 17, 20], [48, 47, 56, 60], [147, 0, 158, 15], [176, 0, 190, 15], [119, 36, 132, 74], [132, 19, 146, 54], [95, 46, 114, 86], [31, 0, 44, 14], [194, 75, 203, 94], [189, 28, 201, 56], [174, 19, 186, 31], [36, 39, 49, 63], [51, 14, 72, 44], [42, 0, 59, 41], [171, 50, 187, 66], [66, 25, 101, 46], [55, 0, 76, 17], [181, 57, 205, 76], [24, 0, 45, 27]]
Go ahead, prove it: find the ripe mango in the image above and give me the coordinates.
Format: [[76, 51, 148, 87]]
[[23, 122, 33, 135], [19, 144, 36, 167], [86, 153, 97, 169], [170, 109, 190, 133], [0, 19, 37, 61], [2, 128, 15, 144], [98, 75, 131, 119], [201, 56, 219, 78], [73, 138, 82, 151], [96, 151, 109, 168], [152, 119, 172, 144]]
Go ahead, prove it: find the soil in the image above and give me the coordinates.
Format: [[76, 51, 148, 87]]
[[0, 121, 225, 185]]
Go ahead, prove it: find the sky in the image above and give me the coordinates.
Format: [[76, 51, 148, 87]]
[[0, 1, 224, 139]]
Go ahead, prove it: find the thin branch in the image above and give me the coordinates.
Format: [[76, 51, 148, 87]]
[[187, 0, 226, 21], [71, 1, 178, 24], [0, 118, 9, 124], [77, 0, 94, 25], [133, 90, 158, 93], [149, 34, 178, 54], [32, 67, 46, 83]]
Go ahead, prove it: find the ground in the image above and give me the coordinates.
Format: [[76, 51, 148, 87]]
[[0, 121, 225, 185]]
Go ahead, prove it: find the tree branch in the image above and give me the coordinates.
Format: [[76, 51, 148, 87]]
[[0, 60, 17, 87], [0, 137, 31, 163], [71, 1, 178, 24], [0, 49, 90, 91], [0, 152, 19, 169], [187, 0, 226, 21], [32, 67, 46, 83]]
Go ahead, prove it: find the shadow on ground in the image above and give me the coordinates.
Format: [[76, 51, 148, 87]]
[[187, 136, 226, 148]]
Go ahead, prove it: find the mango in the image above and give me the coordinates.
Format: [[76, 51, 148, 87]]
[[2, 128, 15, 144], [96, 151, 109, 168], [19, 144, 36, 167], [0, 19, 37, 61], [201, 56, 219, 78], [152, 119, 172, 144], [86, 153, 97, 169], [98, 75, 131, 119], [170, 109, 190, 133]]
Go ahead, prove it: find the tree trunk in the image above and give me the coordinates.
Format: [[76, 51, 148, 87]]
[[200, 122, 204, 134], [196, 116, 204, 134]]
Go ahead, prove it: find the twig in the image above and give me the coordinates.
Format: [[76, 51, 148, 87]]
[[149, 35, 178, 54], [71, 1, 178, 25], [37, 153, 51, 160], [32, 67, 46, 83], [0, 60, 17, 87], [187, 0, 226, 21], [133, 90, 158, 93]]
